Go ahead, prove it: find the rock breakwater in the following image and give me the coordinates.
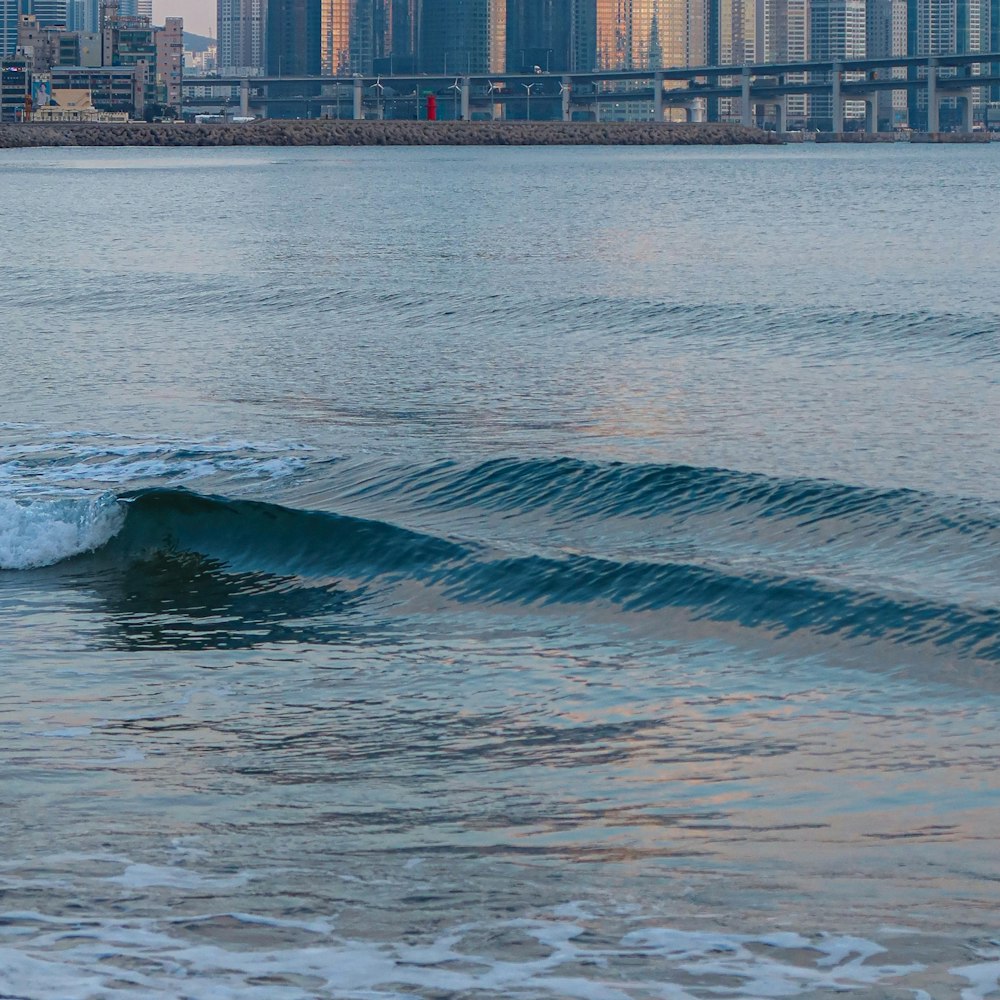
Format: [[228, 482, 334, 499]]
[[0, 119, 781, 148]]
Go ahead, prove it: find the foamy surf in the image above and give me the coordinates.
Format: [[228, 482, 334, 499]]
[[0, 493, 125, 570], [0, 905, 937, 1000]]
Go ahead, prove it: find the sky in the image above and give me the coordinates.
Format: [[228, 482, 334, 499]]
[[153, 0, 215, 37]]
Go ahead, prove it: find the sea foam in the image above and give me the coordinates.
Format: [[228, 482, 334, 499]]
[[0, 493, 125, 570]]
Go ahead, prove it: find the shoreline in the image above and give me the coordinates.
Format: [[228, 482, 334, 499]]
[[0, 119, 782, 148]]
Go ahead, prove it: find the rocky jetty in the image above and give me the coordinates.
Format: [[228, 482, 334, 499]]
[[0, 119, 781, 148]]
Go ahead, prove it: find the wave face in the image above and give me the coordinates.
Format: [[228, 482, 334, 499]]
[[8, 455, 995, 669]]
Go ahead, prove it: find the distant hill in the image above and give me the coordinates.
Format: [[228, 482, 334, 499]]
[[184, 32, 215, 53]]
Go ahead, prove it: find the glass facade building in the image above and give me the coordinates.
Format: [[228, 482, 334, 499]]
[[419, 0, 506, 73]]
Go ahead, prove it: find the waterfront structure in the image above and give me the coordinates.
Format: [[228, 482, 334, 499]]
[[217, 0, 265, 74]]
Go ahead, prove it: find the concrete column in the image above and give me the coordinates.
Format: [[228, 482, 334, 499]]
[[774, 97, 786, 133], [240, 78, 250, 118], [353, 76, 363, 120], [741, 67, 752, 126], [654, 71, 664, 122], [864, 96, 876, 133], [959, 89, 974, 133], [561, 76, 571, 121], [831, 61, 843, 133], [927, 57, 938, 133], [461, 77, 471, 120]]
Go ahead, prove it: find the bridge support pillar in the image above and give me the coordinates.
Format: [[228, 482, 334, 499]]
[[654, 71, 664, 121], [741, 67, 752, 126], [958, 88, 974, 132], [240, 78, 250, 118], [562, 76, 572, 121], [927, 57, 939, 132], [353, 76, 364, 120], [831, 61, 843, 133], [461, 78, 471, 120], [774, 97, 786, 133], [863, 94, 876, 133]]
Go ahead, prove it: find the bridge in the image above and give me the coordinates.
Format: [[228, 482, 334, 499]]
[[182, 52, 1000, 134]]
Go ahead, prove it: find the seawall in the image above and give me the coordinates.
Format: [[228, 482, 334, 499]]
[[0, 119, 782, 149]]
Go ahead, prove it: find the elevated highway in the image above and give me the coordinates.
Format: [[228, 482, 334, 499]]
[[182, 51, 1000, 134]]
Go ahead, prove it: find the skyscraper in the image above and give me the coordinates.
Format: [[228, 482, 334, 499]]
[[218, 0, 265, 73], [593, 0, 706, 71], [909, 0, 990, 126], [267, 0, 320, 73], [29, 0, 68, 25], [810, 0, 866, 124], [1, 0, 28, 57], [117, 0, 151, 16], [419, 0, 506, 74], [322, 0, 388, 74], [507, 0, 573, 72], [867, 0, 906, 126], [67, 0, 100, 31]]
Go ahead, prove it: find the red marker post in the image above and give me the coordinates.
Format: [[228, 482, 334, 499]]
[[426, 93, 437, 121]]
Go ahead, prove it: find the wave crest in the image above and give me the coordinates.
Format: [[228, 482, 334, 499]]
[[0, 493, 126, 570]]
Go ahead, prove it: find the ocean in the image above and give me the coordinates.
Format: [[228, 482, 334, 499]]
[[1, 142, 999, 999]]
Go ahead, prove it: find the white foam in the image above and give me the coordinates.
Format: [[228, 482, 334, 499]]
[[0, 493, 125, 570], [952, 956, 1000, 999], [0, 907, 934, 1000], [0, 434, 317, 497], [110, 864, 250, 890]]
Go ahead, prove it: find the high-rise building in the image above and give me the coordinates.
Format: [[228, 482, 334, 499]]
[[908, 0, 990, 126], [1, 0, 28, 57], [810, 0, 866, 124], [67, 0, 100, 31], [593, 0, 706, 71], [321, 0, 391, 75], [217, 0, 265, 74], [267, 0, 320, 73], [388, 0, 418, 72], [507, 0, 573, 72], [1, 54, 29, 117], [267, 0, 320, 116], [30, 0, 68, 26], [867, 0, 906, 126], [419, 0, 506, 74], [116, 0, 151, 17]]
